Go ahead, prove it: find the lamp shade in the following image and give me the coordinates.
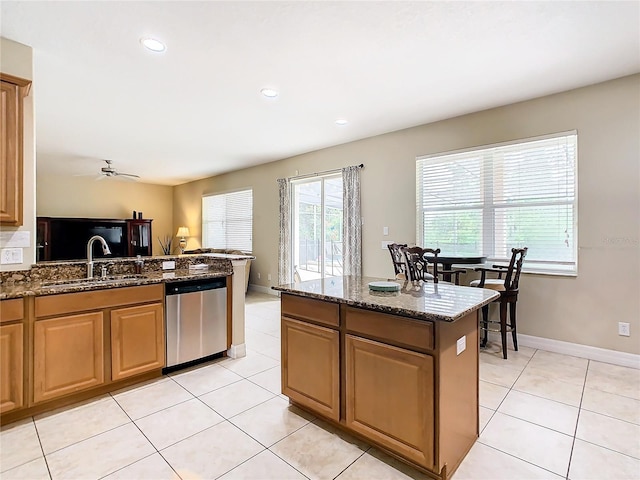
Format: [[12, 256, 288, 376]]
[[176, 226, 190, 238]]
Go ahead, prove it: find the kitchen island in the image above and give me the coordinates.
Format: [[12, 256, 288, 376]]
[[272, 276, 499, 480]]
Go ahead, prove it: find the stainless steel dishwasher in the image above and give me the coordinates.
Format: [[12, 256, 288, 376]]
[[164, 277, 227, 373]]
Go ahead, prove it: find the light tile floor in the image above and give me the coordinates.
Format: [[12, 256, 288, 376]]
[[1, 292, 639, 480]]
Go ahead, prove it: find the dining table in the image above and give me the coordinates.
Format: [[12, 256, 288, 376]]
[[425, 254, 487, 282]]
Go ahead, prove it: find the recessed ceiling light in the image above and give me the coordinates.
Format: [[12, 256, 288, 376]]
[[141, 37, 166, 53], [335, 119, 348, 125], [260, 88, 279, 98]]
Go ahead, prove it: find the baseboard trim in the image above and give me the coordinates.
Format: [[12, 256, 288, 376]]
[[248, 284, 279, 296], [227, 343, 247, 359], [505, 333, 640, 369]]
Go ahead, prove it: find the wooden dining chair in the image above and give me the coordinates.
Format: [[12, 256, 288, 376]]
[[387, 243, 408, 279], [401, 246, 440, 283], [470, 247, 528, 359], [401, 246, 466, 285]]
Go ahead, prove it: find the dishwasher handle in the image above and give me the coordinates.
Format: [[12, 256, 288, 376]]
[[165, 277, 227, 295]]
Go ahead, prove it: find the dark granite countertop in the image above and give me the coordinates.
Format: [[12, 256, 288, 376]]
[[0, 255, 234, 300], [272, 275, 500, 322]]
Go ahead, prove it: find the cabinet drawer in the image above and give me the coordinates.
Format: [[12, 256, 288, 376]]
[[346, 307, 434, 351], [0, 298, 23, 323], [281, 294, 339, 328], [35, 284, 163, 318]]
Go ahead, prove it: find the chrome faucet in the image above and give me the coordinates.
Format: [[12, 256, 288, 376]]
[[86, 235, 111, 278]]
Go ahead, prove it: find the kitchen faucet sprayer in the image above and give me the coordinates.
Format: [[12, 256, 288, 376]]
[[86, 235, 111, 278]]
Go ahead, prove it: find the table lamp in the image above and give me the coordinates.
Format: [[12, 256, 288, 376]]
[[176, 226, 190, 254]]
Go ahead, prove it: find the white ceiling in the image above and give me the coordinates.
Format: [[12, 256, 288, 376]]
[[1, 1, 639, 186]]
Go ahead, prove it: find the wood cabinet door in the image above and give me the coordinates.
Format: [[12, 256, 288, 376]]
[[282, 316, 340, 421], [111, 303, 164, 381], [0, 76, 30, 226], [345, 334, 435, 469], [33, 312, 104, 403], [0, 323, 23, 413], [0, 80, 21, 226]]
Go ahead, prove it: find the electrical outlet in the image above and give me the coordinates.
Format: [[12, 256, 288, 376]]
[[382, 240, 394, 250], [456, 336, 466, 355], [162, 260, 176, 270], [257, 272, 261, 279], [618, 322, 630, 337], [268, 273, 272, 281], [0, 248, 23, 264]]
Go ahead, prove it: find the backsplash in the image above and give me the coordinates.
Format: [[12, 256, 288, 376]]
[[0, 254, 233, 286]]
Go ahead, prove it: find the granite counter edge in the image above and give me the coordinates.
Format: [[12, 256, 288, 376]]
[[272, 285, 499, 323], [0, 270, 232, 300]]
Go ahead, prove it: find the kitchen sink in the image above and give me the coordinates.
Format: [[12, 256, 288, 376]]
[[41, 274, 149, 289]]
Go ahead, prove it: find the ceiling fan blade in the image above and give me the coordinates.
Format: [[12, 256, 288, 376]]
[[113, 173, 139, 181]]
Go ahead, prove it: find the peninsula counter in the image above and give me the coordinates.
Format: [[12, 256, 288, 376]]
[[272, 276, 499, 480]]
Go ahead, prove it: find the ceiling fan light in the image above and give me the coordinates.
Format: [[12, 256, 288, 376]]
[[141, 37, 166, 52], [260, 88, 278, 98], [98, 160, 139, 180]]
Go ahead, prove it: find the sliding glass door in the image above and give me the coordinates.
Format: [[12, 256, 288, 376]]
[[292, 175, 343, 281]]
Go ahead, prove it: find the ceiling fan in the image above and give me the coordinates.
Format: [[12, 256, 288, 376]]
[[96, 160, 140, 180]]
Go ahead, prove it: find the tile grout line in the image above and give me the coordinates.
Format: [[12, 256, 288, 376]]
[[474, 441, 566, 479], [33, 396, 143, 456], [564, 358, 590, 479], [330, 447, 371, 479], [493, 346, 536, 412], [488, 349, 588, 410], [265, 421, 362, 480], [104, 390, 185, 480], [31, 415, 54, 480], [479, 347, 578, 477]]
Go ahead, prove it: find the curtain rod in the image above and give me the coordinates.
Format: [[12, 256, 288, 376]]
[[284, 163, 364, 181]]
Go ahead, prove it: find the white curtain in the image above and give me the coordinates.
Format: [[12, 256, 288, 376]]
[[342, 165, 362, 277], [277, 177, 292, 284]]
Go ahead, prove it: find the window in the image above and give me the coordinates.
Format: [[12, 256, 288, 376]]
[[416, 132, 577, 274], [202, 189, 253, 252]]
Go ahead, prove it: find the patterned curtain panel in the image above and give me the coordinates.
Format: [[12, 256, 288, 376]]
[[277, 177, 292, 284], [342, 165, 362, 276]]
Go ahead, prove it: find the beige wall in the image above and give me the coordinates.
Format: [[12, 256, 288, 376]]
[[174, 74, 640, 354], [0, 38, 35, 271], [36, 175, 173, 256]]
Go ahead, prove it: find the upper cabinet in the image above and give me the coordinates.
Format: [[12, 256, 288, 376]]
[[126, 219, 153, 257], [0, 73, 32, 227]]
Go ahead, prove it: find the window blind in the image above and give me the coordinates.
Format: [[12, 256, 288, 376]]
[[202, 189, 253, 252], [417, 132, 577, 274]]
